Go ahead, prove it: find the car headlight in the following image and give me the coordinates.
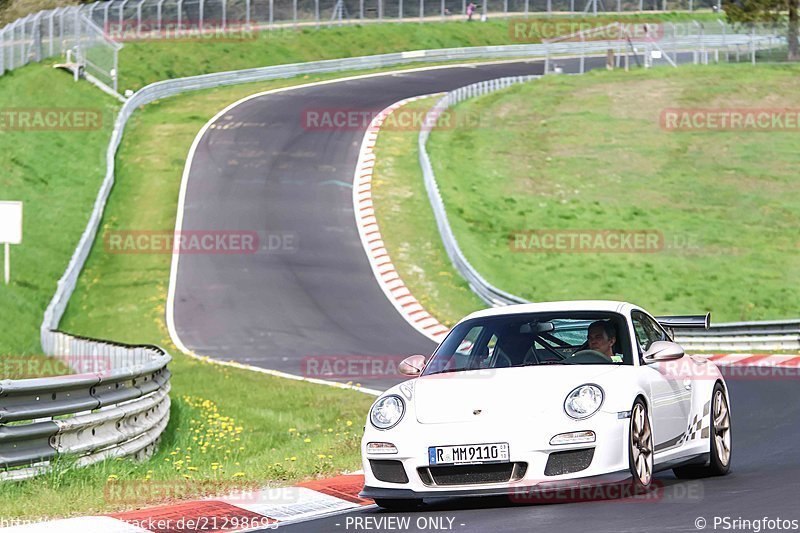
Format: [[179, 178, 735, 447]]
[[564, 384, 604, 420], [370, 395, 405, 430]]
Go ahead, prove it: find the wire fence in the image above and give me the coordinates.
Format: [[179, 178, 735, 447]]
[[0, 0, 730, 87], [0, 7, 121, 90]]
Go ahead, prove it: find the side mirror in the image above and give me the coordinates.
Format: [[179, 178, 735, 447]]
[[399, 355, 426, 376], [643, 341, 684, 363]]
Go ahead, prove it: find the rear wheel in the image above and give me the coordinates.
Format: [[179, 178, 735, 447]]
[[629, 398, 654, 491], [674, 382, 732, 478], [373, 498, 423, 511]]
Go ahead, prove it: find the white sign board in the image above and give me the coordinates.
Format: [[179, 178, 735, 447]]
[[0, 201, 23, 244]]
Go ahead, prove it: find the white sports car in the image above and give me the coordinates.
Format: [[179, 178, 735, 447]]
[[360, 301, 732, 510]]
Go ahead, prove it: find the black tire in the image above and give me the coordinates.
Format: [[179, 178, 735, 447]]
[[629, 398, 654, 492], [373, 498, 423, 511], [674, 382, 732, 479]]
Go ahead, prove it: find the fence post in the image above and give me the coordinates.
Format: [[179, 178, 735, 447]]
[[400, 0, 404, 19], [362, 0, 366, 20], [0, 27, 5, 75], [199, 0, 204, 30], [222, 0, 227, 30], [419, 0, 423, 21], [441, 0, 445, 20], [269, 0, 273, 28], [750, 26, 755, 64], [482, 0, 486, 20], [293, 0, 297, 28], [136, 0, 143, 37], [580, 34, 585, 73], [315, 0, 320, 27], [34, 13, 43, 62], [524, 0, 529, 16], [177, 0, 183, 33], [245, 0, 250, 28]]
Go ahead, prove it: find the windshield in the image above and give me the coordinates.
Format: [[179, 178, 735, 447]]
[[422, 311, 632, 376]]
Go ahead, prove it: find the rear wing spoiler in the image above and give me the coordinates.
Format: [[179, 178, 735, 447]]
[[655, 313, 711, 330]]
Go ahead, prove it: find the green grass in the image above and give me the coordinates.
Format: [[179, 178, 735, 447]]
[[0, 64, 119, 356], [118, 13, 721, 91], [407, 63, 800, 323], [371, 97, 485, 326]]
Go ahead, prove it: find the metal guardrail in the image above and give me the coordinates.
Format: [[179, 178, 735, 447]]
[[416, 42, 798, 352], [1, 334, 170, 481], [673, 320, 800, 351]]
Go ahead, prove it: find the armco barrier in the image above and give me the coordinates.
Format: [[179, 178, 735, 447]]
[[0, 333, 170, 481], [416, 48, 798, 352]]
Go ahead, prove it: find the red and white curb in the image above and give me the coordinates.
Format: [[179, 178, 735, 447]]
[[352, 94, 451, 345], [704, 353, 800, 367], [2, 474, 372, 532]]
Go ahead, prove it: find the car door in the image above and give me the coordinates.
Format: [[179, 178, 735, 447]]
[[632, 311, 692, 454]]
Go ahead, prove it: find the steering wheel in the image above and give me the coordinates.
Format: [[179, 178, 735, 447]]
[[569, 349, 611, 363]]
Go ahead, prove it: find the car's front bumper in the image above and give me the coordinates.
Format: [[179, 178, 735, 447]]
[[361, 469, 632, 500], [360, 409, 631, 500]]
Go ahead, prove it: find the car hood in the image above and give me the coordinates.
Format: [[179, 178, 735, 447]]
[[414, 364, 621, 424]]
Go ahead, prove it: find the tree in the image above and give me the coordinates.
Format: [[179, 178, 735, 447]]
[[724, 0, 800, 60]]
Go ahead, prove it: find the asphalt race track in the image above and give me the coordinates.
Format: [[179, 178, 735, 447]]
[[171, 54, 800, 531], [270, 379, 800, 532], [173, 55, 613, 389]]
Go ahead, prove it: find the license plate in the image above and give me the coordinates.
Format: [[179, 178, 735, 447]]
[[428, 443, 509, 465]]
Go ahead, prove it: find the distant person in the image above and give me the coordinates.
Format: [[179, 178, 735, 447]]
[[466, 2, 476, 21], [587, 321, 623, 363]]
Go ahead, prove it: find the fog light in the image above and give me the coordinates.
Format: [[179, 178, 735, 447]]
[[549, 431, 596, 445], [367, 442, 398, 454]]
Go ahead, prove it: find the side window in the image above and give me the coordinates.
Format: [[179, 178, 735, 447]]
[[631, 312, 666, 352]]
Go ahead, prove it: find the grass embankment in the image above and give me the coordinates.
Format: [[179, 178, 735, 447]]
[[0, 66, 119, 356], [118, 12, 720, 91], [378, 64, 800, 323]]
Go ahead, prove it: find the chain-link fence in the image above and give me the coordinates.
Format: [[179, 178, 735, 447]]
[[0, 7, 121, 91]]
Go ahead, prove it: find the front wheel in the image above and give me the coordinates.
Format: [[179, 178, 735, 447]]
[[629, 398, 654, 491], [674, 382, 732, 478], [373, 498, 423, 511]]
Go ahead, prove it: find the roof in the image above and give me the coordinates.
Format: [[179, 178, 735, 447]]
[[463, 300, 638, 321]]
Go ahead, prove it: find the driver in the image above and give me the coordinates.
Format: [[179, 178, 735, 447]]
[[587, 321, 624, 363]]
